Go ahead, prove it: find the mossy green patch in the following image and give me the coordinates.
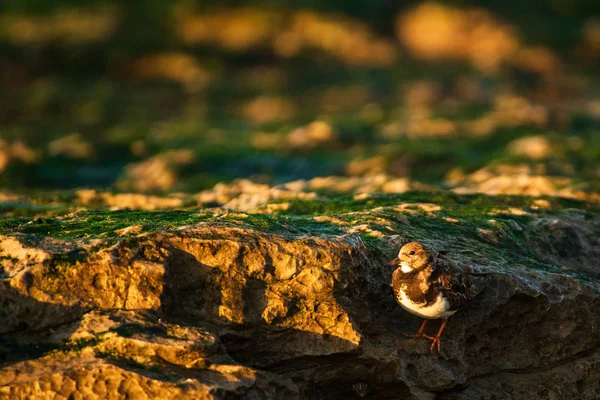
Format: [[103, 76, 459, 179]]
[[0, 210, 210, 239], [61, 336, 103, 354]]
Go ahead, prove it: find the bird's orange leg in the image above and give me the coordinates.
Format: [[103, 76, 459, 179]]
[[404, 320, 435, 340], [429, 319, 448, 352], [416, 319, 427, 335]]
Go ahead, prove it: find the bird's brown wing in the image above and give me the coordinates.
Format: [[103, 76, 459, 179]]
[[433, 270, 480, 311]]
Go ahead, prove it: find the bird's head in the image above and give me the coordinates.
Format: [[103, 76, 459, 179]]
[[387, 241, 433, 273]]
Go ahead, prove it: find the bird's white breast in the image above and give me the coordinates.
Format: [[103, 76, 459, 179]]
[[397, 289, 456, 319], [400, 262, 413, 273]]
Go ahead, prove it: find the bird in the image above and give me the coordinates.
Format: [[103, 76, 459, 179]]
[[387, 241, 486, 352]]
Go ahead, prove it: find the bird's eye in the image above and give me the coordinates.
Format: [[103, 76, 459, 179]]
[[408, 250, 416, 255]]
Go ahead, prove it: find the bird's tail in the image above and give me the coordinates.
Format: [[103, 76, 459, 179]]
[[469, 274, 491, 295]]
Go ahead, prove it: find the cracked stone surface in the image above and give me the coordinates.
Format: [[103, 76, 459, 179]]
[[1, 204, 599, 399]]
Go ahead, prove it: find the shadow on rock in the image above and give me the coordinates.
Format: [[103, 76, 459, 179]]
[[156, 233, 398, 398], [0, 280, 86, 368]]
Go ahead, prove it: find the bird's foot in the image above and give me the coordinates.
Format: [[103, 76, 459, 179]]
[[428, 337, 442, 352], [403, 332, 436, 341]]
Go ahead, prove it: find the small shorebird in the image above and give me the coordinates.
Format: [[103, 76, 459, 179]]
[[388, 241, 485, 352]]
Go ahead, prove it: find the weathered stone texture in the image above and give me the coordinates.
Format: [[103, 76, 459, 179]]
[[1, 220, 599, 399]]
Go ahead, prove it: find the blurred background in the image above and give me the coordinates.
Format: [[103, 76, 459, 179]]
[[0, 0, 599, 206]]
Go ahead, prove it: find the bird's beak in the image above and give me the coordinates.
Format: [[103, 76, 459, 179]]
[[387, 257, 401, 266]]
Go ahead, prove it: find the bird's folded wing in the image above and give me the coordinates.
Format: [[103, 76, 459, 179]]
[[434, 272, 479, 311]]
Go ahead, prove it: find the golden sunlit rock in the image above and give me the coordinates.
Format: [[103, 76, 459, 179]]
[[0, 7, 119, 45], [76, 189, 187, 210], [382, 178, 411, 193], [464, 116, 497, 136], [251, 132, 282, 150], [242, 96, 296, 124], [117, 150, 195, 192], [285, 11, 398, 66], [119, 157, 176, 192], [406, 116, 456, 138], [114, 225, 143, 236], [273, 31, 304, 58], [491, 94, 548, 127], [126, 53, 211, 92], [394, 202, 442, 214], [514, 47, 562, 76], [0, 140, 38, 170], [0, 236, 51, 274], [287, 120, 337, 149], [397, 3, 466, 61], [452, 164, 592, 198], [48, 133, 94, 160], [531, 199, 552, 209], [346, 156, 386, 176], [396, 2, 559, 75], [177, 8, 278, 51], [176, 8, 397, 66], [506, 135, 553, 159], [445, 167, 467, 186], [195, 179, 271, 206]]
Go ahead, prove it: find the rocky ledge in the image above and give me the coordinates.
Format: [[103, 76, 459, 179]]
[[1, 193, 599, 399]]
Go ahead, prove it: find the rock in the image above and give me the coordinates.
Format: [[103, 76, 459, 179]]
[[77, 190, 187, 210], [10, 170, 587, 214], [127, 53, 211, 92], [0, 310, 296, 399], [1, 198, 599, 399], [117, 150, 195, 192], [241, 96, 296, 124], [452, 164, 595, 200], [48, 133, 94, 160], [114, 225, 143, 236], [286, 120, 337, 149], [506, 135, 553, 159]]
